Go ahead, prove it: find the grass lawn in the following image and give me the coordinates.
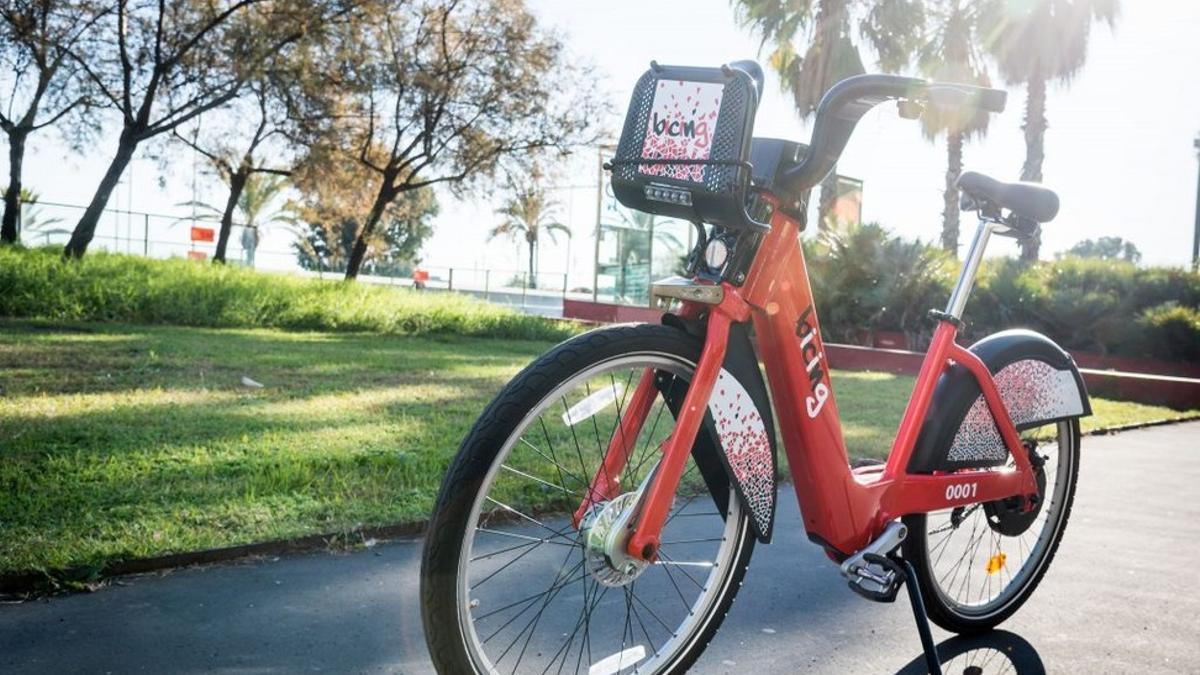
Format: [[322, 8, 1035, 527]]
[[2, 319, 1195, 578]]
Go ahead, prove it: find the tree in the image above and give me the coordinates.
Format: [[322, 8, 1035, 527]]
[[307, 0, 603, 280], [176, 172, 291, 267], [488, 173, 569, 290], [914, 0, 995, 255], [61, 0, 336, 258], [736, 0, 922, 229], [1063, 236, 1141, 264], [171, 81, 295, 264], [0, 0, 103, 244], [0, 186, 64, 242], [289, 146, 438, 275], [983, 0, 1118, 260]]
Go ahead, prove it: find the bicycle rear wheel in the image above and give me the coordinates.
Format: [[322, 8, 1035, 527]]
[[903, 419, 1080, 634], [421, 324, 756, 674]]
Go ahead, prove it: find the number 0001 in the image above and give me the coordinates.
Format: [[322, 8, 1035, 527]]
[[945, 483, 978, 501]]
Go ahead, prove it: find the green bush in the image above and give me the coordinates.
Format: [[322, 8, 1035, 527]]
[[799, 225, 1199, 362], [970, 256, 1200, 360], [804, 223, 956, 344], [1137, 303, 1200, 362], [971, 257, 1144, 354], [0, 247, 578, 341]]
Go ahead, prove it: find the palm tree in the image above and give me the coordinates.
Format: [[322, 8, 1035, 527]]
[[5, 188, 66, 244], [177, 174, 291, 267], [983, 0, 1118, 260], [736, 0, 922, 229], [489, 181, 570, 290], [916, 0, 995, 255]]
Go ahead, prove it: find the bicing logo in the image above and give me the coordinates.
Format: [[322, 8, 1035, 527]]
[[796, 305, 830, 418]]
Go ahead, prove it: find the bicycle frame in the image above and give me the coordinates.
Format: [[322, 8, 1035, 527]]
[[576, 194, 1041, 562]]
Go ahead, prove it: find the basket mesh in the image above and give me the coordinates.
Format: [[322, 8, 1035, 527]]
[[610, 64, 758, 229]]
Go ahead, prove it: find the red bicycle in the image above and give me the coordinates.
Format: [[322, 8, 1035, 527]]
[[421, 61, 1088, 675]]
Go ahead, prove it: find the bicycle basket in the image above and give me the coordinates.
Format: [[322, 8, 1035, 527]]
[[609, 63, 762, 230]]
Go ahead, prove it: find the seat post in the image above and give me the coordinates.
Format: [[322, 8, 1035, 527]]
[[945, 216, 998, 321]]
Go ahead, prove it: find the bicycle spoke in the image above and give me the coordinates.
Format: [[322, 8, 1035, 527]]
[[484, 556, 586, 644], [561, 397, 598, 493], [628, 584, 660, 656], [459, 358, 744, 674], [501, 463, 579, 496], [525, 432, 588, 491], [657, 550, 710, 589], [476, 528, 576, 547], [497, 545, 582, 665], [484, 496, 576, 544], [475, 566, 588, 623]]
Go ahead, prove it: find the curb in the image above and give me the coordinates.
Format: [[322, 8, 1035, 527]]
[[1082, 414, 1200, 435], [4, 416, 1197, 599], [0, 521, 425, 599]]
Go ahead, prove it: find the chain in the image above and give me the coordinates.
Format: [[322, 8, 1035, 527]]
[[928, 504, 981, 535]]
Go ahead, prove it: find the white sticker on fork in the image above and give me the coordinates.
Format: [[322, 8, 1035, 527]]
[[589, 645, 646, 675], [561, 382, 624, 427]]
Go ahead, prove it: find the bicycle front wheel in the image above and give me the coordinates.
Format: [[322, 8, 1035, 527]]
[[421, 324, 756, 674]]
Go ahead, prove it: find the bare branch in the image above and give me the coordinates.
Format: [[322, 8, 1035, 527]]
[[117, 0, 134, 117]]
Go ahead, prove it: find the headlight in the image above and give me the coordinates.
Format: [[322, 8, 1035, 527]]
[[704, 237, 729, 270]]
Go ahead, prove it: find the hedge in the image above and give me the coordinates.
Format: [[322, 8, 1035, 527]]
[[804, 225, 1200, 362], [0, 247, 577, 341]]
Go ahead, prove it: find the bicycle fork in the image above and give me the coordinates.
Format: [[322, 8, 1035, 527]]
[[571, 290, 748, 562]]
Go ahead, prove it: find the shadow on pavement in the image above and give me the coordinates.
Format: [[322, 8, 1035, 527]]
[[895, 629, 1045, 675]]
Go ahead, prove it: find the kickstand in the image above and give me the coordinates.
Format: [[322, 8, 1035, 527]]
[[899, 558, 942, 675]]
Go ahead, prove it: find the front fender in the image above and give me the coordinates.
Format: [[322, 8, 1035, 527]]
[[659, 316, 778, 542], [908, 329, 1091, 473]]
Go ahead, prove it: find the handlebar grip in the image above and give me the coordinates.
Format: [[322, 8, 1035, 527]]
[[781, 75, 1009, 196], [924, 84, 1007, 113], [978, 87, 1007, 113]]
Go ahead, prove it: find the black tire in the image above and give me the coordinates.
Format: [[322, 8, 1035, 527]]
[[903, 419, 1081, 634], [420, 323, 757, 674]]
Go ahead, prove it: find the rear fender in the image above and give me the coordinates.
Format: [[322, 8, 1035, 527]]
[[908, 329, 1091, 473], [660, 315, 778, 542]]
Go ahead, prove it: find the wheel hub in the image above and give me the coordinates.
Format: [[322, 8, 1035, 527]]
[[581, 492, 650, 587], [985, 442, 1047, 536]]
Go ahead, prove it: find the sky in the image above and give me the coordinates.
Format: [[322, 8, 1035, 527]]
[[9, 0, 1200, 281]]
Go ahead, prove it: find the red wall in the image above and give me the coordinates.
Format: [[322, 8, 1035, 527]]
[[563, 299, 663, 325], [562, 300, 1200, 410]]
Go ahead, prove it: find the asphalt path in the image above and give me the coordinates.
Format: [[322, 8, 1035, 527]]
[[3, 422, 1198, 674]]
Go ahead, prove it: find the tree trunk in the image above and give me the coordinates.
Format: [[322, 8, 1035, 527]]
[[345, 186, 393, 280], [942, 130, 964, 255], [527, 239, 537, 289], [1019, 76, 1047, 261], [817, 164, 838, 231], [64, 135, 138, 258], [214, 167, 249, 264], [2, 130, 28, 245]]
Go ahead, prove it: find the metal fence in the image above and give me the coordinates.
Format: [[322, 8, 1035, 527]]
[[14, 198, 592, 317]]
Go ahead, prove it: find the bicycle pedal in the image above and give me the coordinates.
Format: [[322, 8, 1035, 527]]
[[840, 521, 908, 603], [846, 552, 904, 602]]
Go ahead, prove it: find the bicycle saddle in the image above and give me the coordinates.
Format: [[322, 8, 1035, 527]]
[[958, 171, 1059, 223]]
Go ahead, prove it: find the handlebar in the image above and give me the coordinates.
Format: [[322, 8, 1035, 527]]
[[782, 74, 1007, 194]]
